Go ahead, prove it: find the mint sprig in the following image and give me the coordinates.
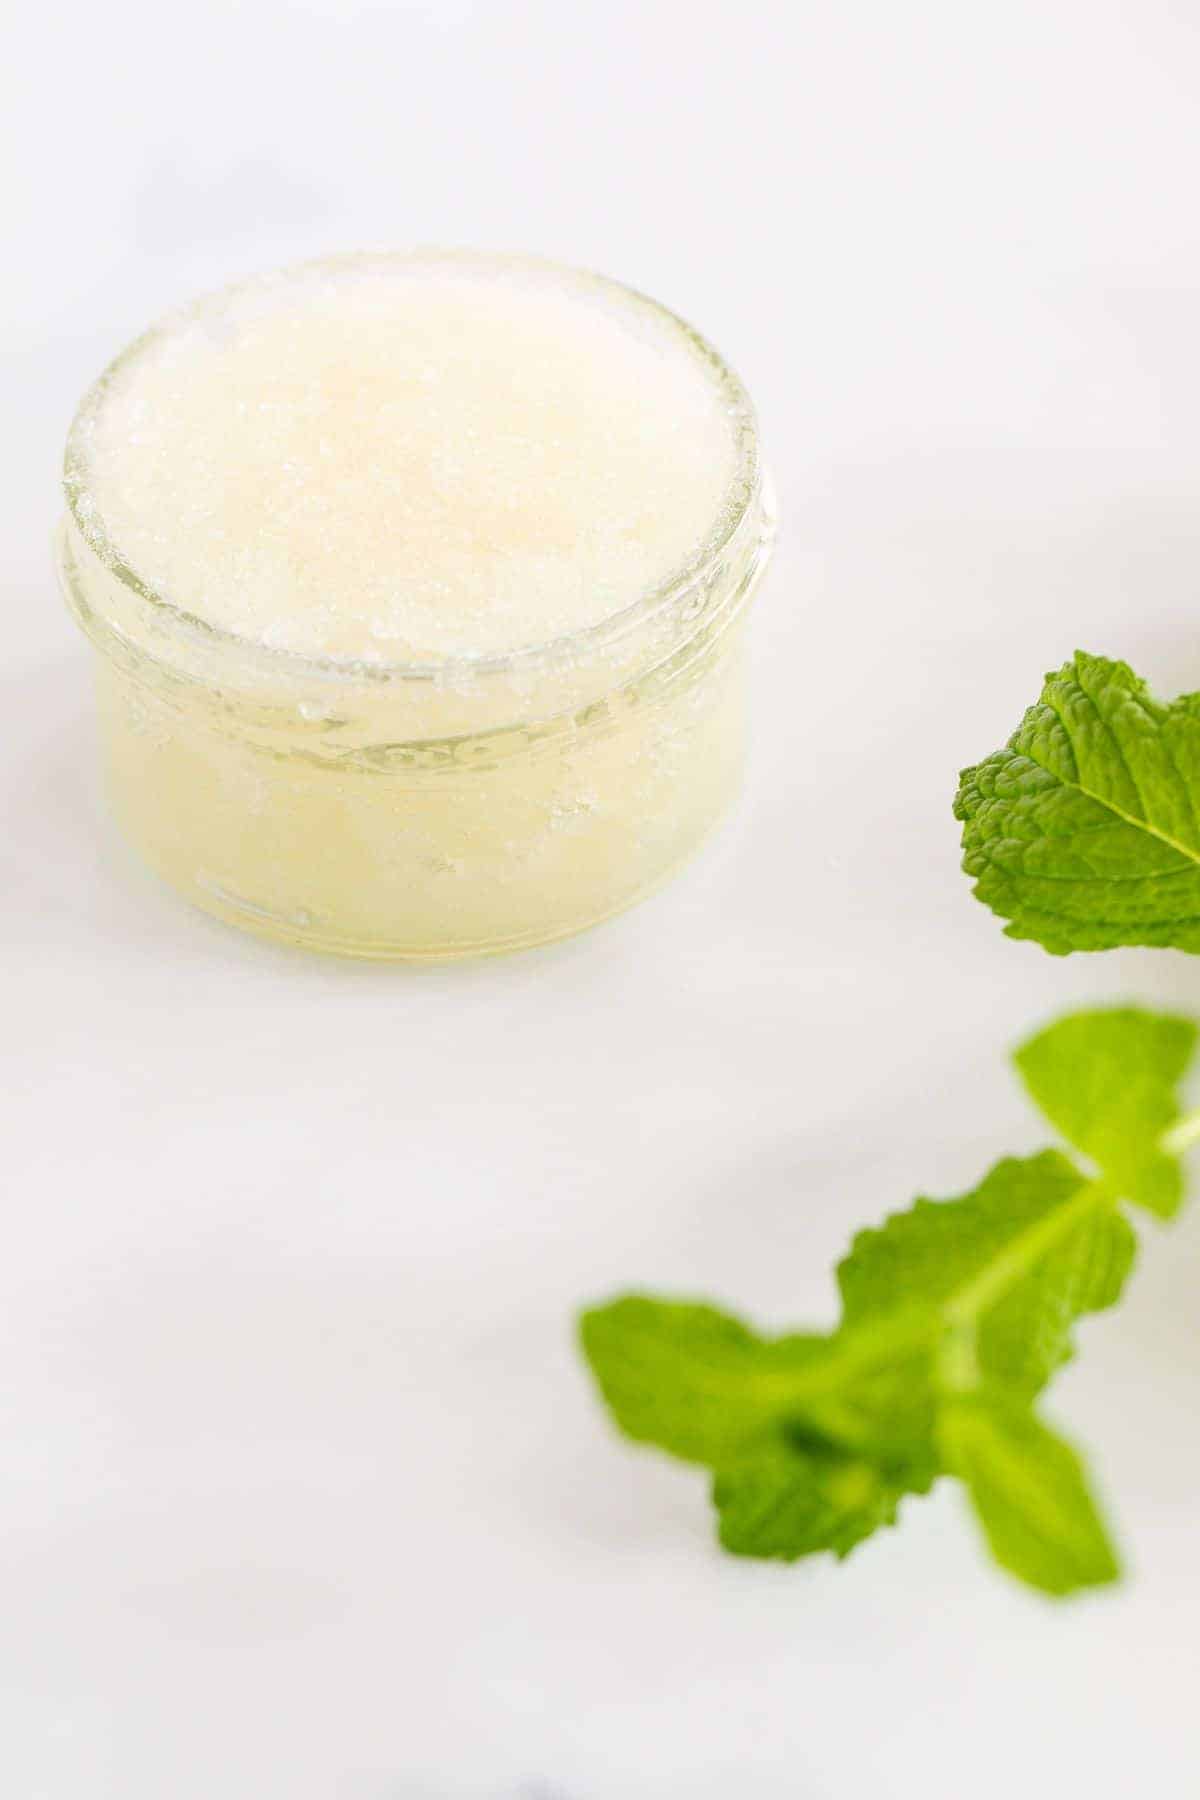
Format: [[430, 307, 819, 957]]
[[579, 1007, 1197, 1597], [954, 650, 1200, 954]]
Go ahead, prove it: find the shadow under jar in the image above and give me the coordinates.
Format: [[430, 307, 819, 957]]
[[58, 253, 774, 960]]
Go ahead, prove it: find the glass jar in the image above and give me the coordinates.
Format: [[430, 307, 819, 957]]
[[58, 260, 774, 960]]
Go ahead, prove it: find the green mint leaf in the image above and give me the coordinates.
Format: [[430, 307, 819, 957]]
[[577, 1296, 827, 1467], [713, 1441, 912, 1563], [838, 1151, 1084, 1320], [1015, 1006, 1197, 1217], [954, 651, 1200, 954], [838, 1152, 1134, 1395], [940, 1394, 1121, 1597], [1021, 1008, 1194, 1216]]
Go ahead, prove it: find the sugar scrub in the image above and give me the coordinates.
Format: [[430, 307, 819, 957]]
[[59, 253, 774, 958]]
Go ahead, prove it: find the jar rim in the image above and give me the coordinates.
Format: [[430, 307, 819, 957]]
[[62, 249, 763, 688]]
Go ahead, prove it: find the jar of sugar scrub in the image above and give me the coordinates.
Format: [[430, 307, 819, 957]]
[[59, 253, 774, 959]]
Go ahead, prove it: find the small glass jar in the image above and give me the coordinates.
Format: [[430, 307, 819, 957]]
[[58, 258, 774, 960]]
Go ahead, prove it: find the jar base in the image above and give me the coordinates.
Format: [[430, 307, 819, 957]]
[[118, 795, 739, 963]]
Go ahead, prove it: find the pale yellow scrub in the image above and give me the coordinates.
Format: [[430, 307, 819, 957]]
[[60, 253, 772, 958]]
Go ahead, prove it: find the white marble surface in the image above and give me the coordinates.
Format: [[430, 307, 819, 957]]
[[4, 3, 1200, 1794]]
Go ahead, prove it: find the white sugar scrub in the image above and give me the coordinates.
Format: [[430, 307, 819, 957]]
[[59, 252, 774, 959]]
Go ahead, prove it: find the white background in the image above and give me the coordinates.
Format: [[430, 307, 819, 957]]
[[4, 2, 1200, 1794]]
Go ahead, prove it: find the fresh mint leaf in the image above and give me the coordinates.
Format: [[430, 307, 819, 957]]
[[837, 1152, 1135, 1396], [579, 1006, 1199, 1596], [954, 651, 1200, 954], [1015, 1006, 1197, 1217], [578, 1299, 935, 1565], [837, 1153, 1084, 1322], [713, 1441, 911, 1563], [577, 1296, 828, 1467], [940, 1395, 1120, 1597]]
